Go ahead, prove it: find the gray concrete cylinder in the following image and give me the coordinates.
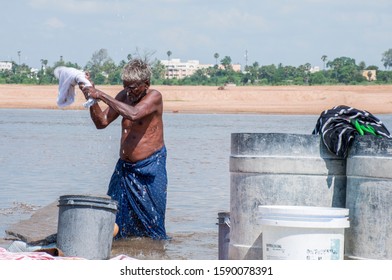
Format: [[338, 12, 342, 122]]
[[229, 133, 346, 260], [346, 136, 392, 259]]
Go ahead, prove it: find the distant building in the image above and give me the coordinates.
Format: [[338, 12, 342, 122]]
[[362, 70, 377, 81], [220, 64, 241, 72], [0, 61, 12, 71], [309, 66, 320, 73], [161, 59, 201, 79], [160, 58, 241, 79]]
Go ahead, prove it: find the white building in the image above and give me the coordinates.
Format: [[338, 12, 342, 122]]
[[160, 58, 241, 79], [0, 61, 12, 71], [160, 59, 205, 79], [362, 70, 377, 81], [309, 66, 320, 73]]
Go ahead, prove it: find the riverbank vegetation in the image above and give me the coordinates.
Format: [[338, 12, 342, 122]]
[[1, 48, 391, 86]]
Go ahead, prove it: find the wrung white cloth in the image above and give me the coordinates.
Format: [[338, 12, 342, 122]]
[[54, 66, 95, 108]]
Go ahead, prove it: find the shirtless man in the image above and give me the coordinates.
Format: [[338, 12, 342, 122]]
[[80, 59, 168, 239]]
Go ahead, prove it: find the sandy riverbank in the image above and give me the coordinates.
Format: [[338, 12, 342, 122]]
[[1, 84, 392, 115]]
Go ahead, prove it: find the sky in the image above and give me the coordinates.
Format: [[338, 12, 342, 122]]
[[1, 0, 391, 70]]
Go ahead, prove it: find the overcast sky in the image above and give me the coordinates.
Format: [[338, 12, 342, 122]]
[[1, 0, 391, 69]]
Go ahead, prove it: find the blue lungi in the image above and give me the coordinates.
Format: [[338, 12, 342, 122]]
[[107, 146, 168, 239]]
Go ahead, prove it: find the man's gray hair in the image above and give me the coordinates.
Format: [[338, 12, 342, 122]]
[[121, 59, 151, 82]]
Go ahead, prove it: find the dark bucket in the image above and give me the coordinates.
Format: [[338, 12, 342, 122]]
[[56, 195, 118, 260]]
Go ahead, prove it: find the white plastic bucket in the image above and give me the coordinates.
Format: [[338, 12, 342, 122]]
[[259, 205, 349, 260]]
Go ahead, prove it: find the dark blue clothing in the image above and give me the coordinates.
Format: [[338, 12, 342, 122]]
[[312, 105, 391, 157], [107, 146, 168, 239]]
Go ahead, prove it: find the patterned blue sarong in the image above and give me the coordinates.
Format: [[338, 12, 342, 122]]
[[107, 146, 168, 240]]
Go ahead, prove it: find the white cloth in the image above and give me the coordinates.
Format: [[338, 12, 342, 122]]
[[54, 66, 95, 108], [1, 245, 136, 260]]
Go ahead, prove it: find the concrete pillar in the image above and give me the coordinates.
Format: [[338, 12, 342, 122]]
[[346, 136, 392, 259], [229, 133, 346, 260], [217, 212, 230, 260]]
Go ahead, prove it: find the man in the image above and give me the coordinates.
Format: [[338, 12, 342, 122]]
[[79, 59, 168, 240]]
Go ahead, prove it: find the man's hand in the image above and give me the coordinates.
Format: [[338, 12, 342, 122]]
[[78, 85, 102, 100], [78, 71, 97, 100], [85, 72, 95, 86], [78, 83, 91, 100], [86, 87, 101, 99]]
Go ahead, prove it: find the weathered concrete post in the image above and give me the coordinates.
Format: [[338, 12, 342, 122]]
[[217, 212, 230, 260], [346, 136, 392, 259], [229, 133, 346, 260]]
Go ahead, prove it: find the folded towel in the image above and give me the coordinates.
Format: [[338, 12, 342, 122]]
[[54, 66, 95, 108]]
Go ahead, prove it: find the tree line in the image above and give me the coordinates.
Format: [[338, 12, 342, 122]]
[[1, 48, 392, 86]]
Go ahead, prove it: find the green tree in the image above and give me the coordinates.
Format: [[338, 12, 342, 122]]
[[188, 69, 208, 85], [220, 56, 232, 71], [151, 60, 166, 83], [358, 61, 366, 71], [381, 48, 392, 70], [299, 63, 311, 84], [214, 53, 219, 65], [259, 64, 277, 84], [377, 70, 392, 83], [102, 60, 117, 76], [94, 73, 106, 84], [326, 57, 363, 84], [107, 68, 122, 85], [321, 55, 328, 70], [244, 61, 259, 84], [87, 48, 111, 68], [40, 59, 48, 71], [366, 65, 379, 71], [309, 71, 327, 85], [85, 48, 115, 84], [36, 59, 49, 84], [167, 50, 172, 61]]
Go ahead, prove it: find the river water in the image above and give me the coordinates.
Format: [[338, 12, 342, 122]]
[[1, 109, 391, 259]]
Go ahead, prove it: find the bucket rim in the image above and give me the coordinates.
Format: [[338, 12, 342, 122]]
[[59, 194, 113, 200], [259, 217, 350, 228], [258, 205, 350, 228], [258, 205, 349, 217], [58, 194, 118, 211]]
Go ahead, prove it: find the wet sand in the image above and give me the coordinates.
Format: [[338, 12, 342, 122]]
[[1, 84, 392, 114]]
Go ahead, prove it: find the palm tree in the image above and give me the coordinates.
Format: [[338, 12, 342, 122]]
[[321, 55, 327, 70], [40, 59, 48, 75], [40, 59, 48, 69], [214, 53, 219, 65], [167, 50, 172, 61]]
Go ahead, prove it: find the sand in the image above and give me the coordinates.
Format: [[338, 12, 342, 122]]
[[1, 84, 392, 115]]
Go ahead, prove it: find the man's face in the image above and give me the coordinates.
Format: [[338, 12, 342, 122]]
[[123, 80, 146, 98]]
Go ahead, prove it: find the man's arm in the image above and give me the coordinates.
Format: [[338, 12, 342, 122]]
[[88, 100, 120, 129], [79, 83, 121, 129], [88, 87, 162, 122]]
